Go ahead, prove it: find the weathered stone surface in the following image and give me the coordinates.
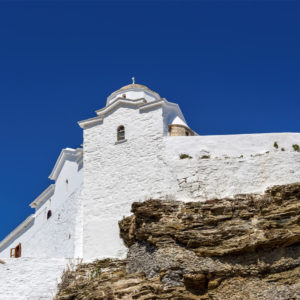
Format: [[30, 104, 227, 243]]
[[56, 259, 201, 299], [56, 183, 300, 299], [120, 183, 300, 257]]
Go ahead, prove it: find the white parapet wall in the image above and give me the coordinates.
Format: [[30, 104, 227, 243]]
[[165, 133, 300, 158], [165, 133, 300, 201]]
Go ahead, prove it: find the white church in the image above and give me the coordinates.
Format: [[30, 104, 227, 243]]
[[1, 80, 300, 261]]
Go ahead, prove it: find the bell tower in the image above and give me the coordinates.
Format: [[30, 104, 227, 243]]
[[78, 81, 192, 260]]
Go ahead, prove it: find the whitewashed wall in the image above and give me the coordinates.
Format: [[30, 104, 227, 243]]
[[167, 151, 300, 201], [82, 105, 174, 260], [83, 101, 300, 260], [164, 133, 300, 200], [0, 258, 68, 300], [165, 133, 300, 157], [0, 160, 83, 258]]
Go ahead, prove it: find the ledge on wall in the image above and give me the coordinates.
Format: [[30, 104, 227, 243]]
[[115, 139, 127, 145]]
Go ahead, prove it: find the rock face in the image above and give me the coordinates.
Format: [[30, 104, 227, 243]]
[[56, 183, 300, 299]]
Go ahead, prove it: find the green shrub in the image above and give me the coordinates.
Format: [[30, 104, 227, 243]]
[[91, 267, 102, 279], [292, 144, 300, 151], [201, 155, 210, 159], [179, 153, 192, 159], [273, 141, 279, 149]]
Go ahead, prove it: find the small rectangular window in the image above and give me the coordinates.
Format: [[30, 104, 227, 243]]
[[119, 131, 125, 140], [117, 126, 125, 141]]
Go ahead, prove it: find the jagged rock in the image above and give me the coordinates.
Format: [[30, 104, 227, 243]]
[[120, 183, 300, 257], [0, 259, 5, 264], [56, 258, 201, 299], [56, 183, 300, 299]]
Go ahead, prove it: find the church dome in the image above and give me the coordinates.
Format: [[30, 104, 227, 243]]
[[106, 80, 161, 106], [118, 83, 151, 91]]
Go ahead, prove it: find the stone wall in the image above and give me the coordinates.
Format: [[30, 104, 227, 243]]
[[168, 124, 194, 136]]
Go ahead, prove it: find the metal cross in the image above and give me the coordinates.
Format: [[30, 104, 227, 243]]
[[132, 76, 135, 84]]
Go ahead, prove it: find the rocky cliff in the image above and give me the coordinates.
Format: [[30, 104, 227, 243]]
[[56, 183, 300, 299]]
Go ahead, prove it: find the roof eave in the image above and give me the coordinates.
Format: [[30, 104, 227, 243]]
[[29, 184, 55, 208], [0, 215, 35, 249], [48, 148, 83, 181], [78, 115, 103, 129], [95, 98, 147, 115]]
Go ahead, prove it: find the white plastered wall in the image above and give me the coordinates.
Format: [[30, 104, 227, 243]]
[[82, 99, 300, 261], [82, 104, 174, 260], [0, 159, 83, 258], [165, 133, 300, 201], [0, 258, 68, 300], [165, 133, 300, 158]]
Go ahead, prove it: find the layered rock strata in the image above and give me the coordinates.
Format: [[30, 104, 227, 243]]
[[56, 183, 300, 299]]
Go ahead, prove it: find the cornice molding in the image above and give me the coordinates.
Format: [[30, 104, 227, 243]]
[[139, 99, 164, 112], [95, 98, 147, 116], [48, 148, 83, 181], [30, 184, 55, 208], [0, 215, 34, 249], [79, 97, 165, 130], [78, 115, 103, 129]]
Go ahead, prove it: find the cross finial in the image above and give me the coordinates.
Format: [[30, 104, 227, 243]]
[[132, 76, 135, 85]]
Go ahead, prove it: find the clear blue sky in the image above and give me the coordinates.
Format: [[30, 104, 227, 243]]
[[0, 1, 299, 240]]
